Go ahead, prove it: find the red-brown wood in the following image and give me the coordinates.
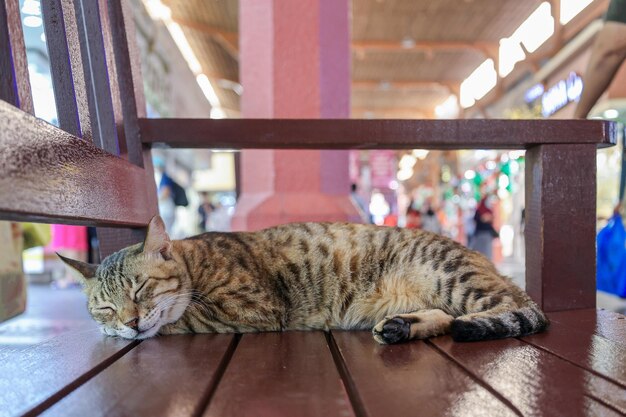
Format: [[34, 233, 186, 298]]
[[139, 118, 616, 150], [548, 309, 626, 346], [42, 0, 91, 141], [203, 332, 355, 417], [97, 0, 125, 153], [330, 331, 519, 417], [430, 336, 626, 416], [0, 0, 33, 113], [73, 0, 120, 153], [93, 0, 158, 258], [0, 100, 152, 227], [525, 144, 597, 311], [107, 0, 146, 166], [42, 335, 237, 417], [0, 323, 136, 417], [521, 314, 626, 387]]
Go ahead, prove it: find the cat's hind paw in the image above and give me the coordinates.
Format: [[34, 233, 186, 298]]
[[372, 316, 411, 344]]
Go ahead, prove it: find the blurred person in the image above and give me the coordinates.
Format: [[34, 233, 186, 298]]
[[470, 194, 499, 260], [421, 202, 442, 234], [47, 224, 87, 289], [350, 183, 371, 223], [574, 0, 626, 118], [153, 156, 177, 233], [405, 206, 422, 229], [198, 191, 215, 232], [206, 201, 231, 232]]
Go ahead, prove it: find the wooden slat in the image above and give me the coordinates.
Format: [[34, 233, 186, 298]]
[[42, 0, 91, 140], [0, 100, 152, 227], [330, 331, 519, 417], [95, 0, 158, 257], [203, 332, 355, 417], [42, 335, 237, 417], [0, 0, 33, 113], [107, 0, 146, 166], [430, 336, 626, 416], [0, 322, 137, 417], [521, 314, 626, 387], [139, 118, 616, 150], [525, 144, 597, 311], [73, 0, 119, 152], [547, 309, 626, 346]]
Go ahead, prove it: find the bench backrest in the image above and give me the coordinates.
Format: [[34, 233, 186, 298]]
[[0, 0, 615, 312]]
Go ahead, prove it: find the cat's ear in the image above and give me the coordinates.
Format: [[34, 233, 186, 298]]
[[57, 253, 98, 281], [143, 215, 172, 260]]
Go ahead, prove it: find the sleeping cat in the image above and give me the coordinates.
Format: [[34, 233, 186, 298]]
[[59, 215, 548, 344]]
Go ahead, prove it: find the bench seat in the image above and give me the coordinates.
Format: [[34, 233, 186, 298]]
[[1, 287, 624, 417]]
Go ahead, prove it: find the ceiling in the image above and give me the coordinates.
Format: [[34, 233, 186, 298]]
[[163, 0, 600, 119]]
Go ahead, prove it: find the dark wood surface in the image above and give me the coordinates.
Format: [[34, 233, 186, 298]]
[[0, 0, 33, 113], [1, 293, 624, 417], [92, 0, 158, 257], [431, 335, 626, 415], [139, 118, 616, 150], [43, 335, 236, 417], [548, 309, 626, 345], [331, 331, 519, 417], [522, 314, 626, 387], [42, 0, 91, 141], [525, 144, 598, 312], [0, 100, 152, 227], [203, 332, 355, 417], [73, 0, 120, 153]]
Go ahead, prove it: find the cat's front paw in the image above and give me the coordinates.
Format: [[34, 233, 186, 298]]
[[372, 316, 411, 344]]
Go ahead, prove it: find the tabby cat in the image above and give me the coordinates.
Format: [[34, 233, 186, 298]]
[[59, 215, 548, 344]]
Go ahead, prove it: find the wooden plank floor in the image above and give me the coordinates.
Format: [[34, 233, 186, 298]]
[[1, 287, 625, 417]]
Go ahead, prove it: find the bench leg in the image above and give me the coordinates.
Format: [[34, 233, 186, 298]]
[[524, 144, 597, 312]]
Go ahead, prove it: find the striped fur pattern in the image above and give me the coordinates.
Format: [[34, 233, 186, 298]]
[[59, 216, 549, 343]]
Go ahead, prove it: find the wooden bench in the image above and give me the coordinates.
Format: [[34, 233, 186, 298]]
[[0, 1, 624, 416]]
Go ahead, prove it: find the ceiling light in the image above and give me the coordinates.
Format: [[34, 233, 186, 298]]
[[464, 170, 476, 180], [399, 154, 417, 170], [23, 15, 42, 28], [397, 168, 414, 181], [560, 0, 593, 24], [21, 0, 41, 16], [513, 2, 554, 53], [379, 80, 392, 91], [603, 109, 619, 119], [412, 149, 429, 160], [460, 59, 497, 108], [400, 37, 415, 49]]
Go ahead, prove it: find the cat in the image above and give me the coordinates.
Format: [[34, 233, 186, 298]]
[[59, 215, 548, 344]]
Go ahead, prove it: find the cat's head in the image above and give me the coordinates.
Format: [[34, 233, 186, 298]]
[[59, 215, 191, 339]]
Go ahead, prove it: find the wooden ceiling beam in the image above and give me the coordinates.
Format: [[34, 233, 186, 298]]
[[171, 17, 239, 59], [352, 40, 498, 54], [352, 107, 435, 118], [353, 80, 458, 90]]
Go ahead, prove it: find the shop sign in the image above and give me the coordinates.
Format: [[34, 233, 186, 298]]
[[524, 83, 544, 103], [539, 72, 583, 117], [369, 150, 397, 189]]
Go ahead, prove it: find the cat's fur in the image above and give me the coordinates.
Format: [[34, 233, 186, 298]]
[[59, 215, 548, 344]]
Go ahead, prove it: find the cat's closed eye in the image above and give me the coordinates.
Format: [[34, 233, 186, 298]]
[[132, 279, 150, 301]]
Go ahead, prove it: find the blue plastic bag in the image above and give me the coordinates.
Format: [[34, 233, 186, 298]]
[[597, 212, 626, 297]]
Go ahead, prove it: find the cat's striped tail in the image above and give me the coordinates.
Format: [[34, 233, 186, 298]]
[[450, 302, 549, 342]]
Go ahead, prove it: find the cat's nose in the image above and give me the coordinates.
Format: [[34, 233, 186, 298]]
[[125, 318, 139, 331]]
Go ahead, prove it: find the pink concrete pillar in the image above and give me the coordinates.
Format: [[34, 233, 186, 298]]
[[233, 0, 359, 231]]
